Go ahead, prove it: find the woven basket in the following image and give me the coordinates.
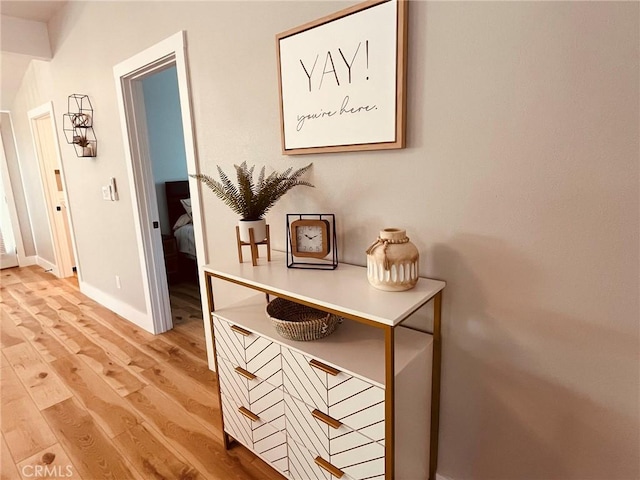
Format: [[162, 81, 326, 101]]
[[266, 297, 341, 341]]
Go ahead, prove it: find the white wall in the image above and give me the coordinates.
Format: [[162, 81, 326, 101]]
[[9, 1, 638, 479]]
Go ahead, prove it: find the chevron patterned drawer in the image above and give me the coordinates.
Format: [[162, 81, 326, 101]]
[[217, 356, 285, 429], [220, 393, 289, 476], [285, 393, 385, 479], [214, 316, 283, 388], [287, 433, 385, 480], [282, 347, 385, 438]]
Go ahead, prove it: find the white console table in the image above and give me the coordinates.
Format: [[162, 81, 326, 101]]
[[203, 256, 445, 480]]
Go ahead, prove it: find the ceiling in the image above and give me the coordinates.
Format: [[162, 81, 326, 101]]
[[1, 1, 68, 109], [1, 1, 67, 23]]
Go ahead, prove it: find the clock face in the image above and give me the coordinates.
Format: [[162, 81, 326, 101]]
[[291, 219, 330, 258]]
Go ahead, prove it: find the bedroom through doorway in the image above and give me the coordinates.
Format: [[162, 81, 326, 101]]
[[141, 65, 204, 342]]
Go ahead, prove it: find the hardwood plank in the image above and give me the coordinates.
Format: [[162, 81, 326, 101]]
[[3, 342, 73, 410], [12, 297, 60, 329], [126, 386, 264, 480], [113, 423, 201, 480], [0, 351, 9, 369], [4, 284, 41, 309], [143, 338, 216, 390], [32, 269, 58, 282], [74, 301, 157, 345], [0, 268, 23, 286], [140, 363, 219, 434], [0, 366, 57, 462], [50, 355, 142, 438], [161, 328, 208, 360], [49, 320, 145, 397], [0, 291, 21, 313], [20, 280, 68, 299], [46, 295, 156, 372], [1, 433, 21, 479], [0, 309, 26, 348], [16, 443, 83, 480], [41, 397, 138, 480], [8, 310, 71, 362]]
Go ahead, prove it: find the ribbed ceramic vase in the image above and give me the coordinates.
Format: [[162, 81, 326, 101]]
[[366, 228, 419, 291]]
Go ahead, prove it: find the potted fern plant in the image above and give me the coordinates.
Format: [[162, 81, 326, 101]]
[[73, 135, 93, 157], [192, 162, 313, 242]]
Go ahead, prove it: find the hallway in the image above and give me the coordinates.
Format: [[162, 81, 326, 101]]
[[0, 266, 284, 479]]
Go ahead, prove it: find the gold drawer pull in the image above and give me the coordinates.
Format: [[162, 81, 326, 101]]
[[312, 409, 342, 429], [314, 456, 344, 478], [234, 366, 256, 380], [230, 324, 251, 336], [238, 406, 259, 422], [309, 359, 340, 376]]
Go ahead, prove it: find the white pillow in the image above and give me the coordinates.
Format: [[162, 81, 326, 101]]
[[173, 213, 192, 230], [180, 198, 192, 216]]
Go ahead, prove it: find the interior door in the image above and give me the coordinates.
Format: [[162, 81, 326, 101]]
[[32, 111, 76, 277]]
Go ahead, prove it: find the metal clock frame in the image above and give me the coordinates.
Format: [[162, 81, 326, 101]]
[[286, 213, 338, 270]]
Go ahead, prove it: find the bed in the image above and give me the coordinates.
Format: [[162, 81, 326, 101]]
[[165, 180, 197, 280]]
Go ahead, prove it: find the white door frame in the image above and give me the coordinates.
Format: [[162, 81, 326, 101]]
[[0, 132, 19, 268], [0, 111, 36, 267], [28, 102, 80, 279], [114, 31, 209, 337]]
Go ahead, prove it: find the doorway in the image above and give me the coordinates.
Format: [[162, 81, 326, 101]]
[[28, 103, 77, 278], [113, 31, 213, 366], [141, 65, 203, 341]]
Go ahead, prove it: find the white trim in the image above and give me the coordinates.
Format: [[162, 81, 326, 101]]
[[79, 280, 152, 333], [27, 102, 80, 279], [173, 32, 214, 368], [2, 110, 37, 266], [436, 473, 454, 480], [21, 255, 37, 266], [114, 31, 208, 340], [27, 104, 58, 271], [0, 132, 18, 269], [36, 256, 59, 276], [0, 255, 18, 269]]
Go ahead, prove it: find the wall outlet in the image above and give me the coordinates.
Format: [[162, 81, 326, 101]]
[[115, 275, 121, 289], [102, 186, 111, 201]]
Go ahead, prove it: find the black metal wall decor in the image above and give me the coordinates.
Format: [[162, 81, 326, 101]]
[[63, 94, 97, 157]]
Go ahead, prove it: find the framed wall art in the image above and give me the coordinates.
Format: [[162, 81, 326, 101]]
[[276, 0, 408, 155]]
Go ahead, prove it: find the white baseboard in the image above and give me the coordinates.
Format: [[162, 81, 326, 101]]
[[79, 280, 154, 334], [436, 473, 454, 480], [19, 255, 37, 266], [36, 256, 59, 276]]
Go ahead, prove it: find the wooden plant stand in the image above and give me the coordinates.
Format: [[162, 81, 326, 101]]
[[235, 225, 271, 266]]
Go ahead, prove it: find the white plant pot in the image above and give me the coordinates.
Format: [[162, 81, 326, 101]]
[[238, 218, 266, 243]]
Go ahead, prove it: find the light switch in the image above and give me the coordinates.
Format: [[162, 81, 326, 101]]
[[102, 186, 111, 201]]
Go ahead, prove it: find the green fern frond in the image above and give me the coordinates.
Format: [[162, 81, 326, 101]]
[[191, 163, 314, 220]]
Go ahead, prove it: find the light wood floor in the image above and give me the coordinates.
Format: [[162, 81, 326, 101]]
[[0, 266, 284, 480]]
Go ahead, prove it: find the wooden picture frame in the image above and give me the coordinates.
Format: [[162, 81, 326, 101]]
[[276, 0, 408, 155]]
